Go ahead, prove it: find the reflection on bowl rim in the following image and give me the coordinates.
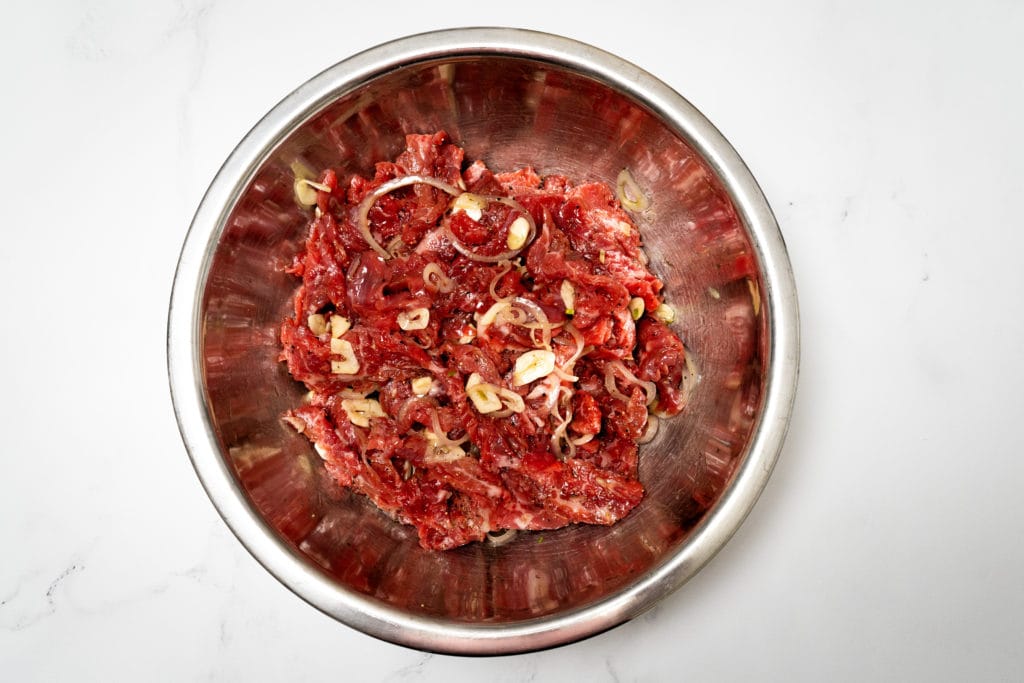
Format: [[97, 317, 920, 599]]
[[167, 27, 799, 654]]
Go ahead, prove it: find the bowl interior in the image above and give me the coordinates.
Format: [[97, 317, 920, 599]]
[[199, 55, 766, 623]]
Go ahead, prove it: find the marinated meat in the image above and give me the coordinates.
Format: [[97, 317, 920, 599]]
[[280, 132, 691, 550]]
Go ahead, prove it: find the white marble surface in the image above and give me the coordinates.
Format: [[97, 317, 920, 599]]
[[3, 1, 1022, 679]]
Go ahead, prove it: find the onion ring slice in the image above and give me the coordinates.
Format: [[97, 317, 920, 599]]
[[357, 175, 463, 259]]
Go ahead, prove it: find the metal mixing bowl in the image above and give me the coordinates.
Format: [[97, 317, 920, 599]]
[[168, 28, 799, 654]]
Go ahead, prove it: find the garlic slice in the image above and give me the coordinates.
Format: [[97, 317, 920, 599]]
[[497, 388, 526, 414], [628, 297, 645, 321], [451, 193, 486, 221], [560, 280, 576, 315], [512, 349, 556, 386], [341, 398, 384, 427], [307, 313, 328, 336], [423, 431, 466, 463], [330, 339, 359, 374], [467, 377, 503, 414], [506, 216, 530, 250], [397, 308, 430, 331], [330, 315, 351, 338], [294, 178, 318, 207], [294, 177, 331, 207], [411, 376, 433, 397], [653, 303, 676, 324], [616, 168, 650, 212]]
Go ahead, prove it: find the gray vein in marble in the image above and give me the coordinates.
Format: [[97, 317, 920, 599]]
[[3, 525, 234, 634], [1, 586, 19, 608], [201, 542, 247, 682], [605, 657, 622, 683], [382, 652, 433, 682], [45, 564, 83, 602], [5, 563, 85, 632]]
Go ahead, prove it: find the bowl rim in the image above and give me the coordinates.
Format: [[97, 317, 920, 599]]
[[167, 26, 800, 655]]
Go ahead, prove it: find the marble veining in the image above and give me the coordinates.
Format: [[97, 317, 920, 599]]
[[383, 653, 435, 682], [3, 563, 85, 633]]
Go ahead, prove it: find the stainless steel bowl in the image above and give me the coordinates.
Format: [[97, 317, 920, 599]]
[[168, 28, 799, 654]]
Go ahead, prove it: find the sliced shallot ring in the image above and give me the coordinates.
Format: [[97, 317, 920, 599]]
[[488, 259, 514, 302], [638, 414, 660, 444], [540, 323, 586, 392], [422, 262, 455, 293], [604, 361, 658, 405], [617, 361, 658, 405], [476, 301, 511, 342], [445, 196, 537, 263], [521, 321, 564, 331], [570, 433, 595, 446], [428, 406, 469, 448], [510, 297, 552, 349], [357, 175, 463, 259], [604, 365, 631, 403], [384, 234, 405, 257], [497, 388, 526, 414], [563, 323, 585, 369], [549, 384, 573, 424], [486, 529, 518, 547], [550, 365, 579, 383], [550, 408, 574, 461], [477, 297, 555, 349], [502, 307, 528, 324], [525, 374, 561, 417]]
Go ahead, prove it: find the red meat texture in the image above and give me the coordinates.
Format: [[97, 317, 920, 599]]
[[280, 132, 690, 550]]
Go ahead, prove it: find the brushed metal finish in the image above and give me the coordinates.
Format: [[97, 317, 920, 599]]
[[168, 27, 799, 654]]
